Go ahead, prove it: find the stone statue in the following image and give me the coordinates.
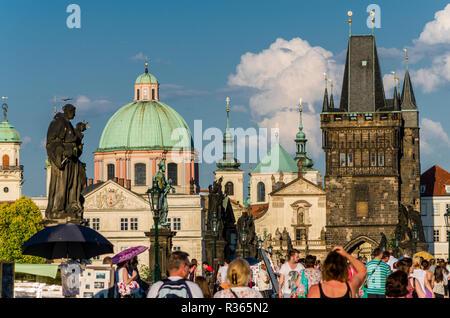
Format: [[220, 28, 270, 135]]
[[152, 160, 173, 228], [45, 104, 87, 223], [237, 211, 256, 257], [207, 177, 237, 259], [378, 232, 388, 251]]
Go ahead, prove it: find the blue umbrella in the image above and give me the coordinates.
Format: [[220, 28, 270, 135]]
[[22, 224, 114, 260]]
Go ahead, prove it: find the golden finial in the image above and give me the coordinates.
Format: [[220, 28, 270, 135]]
[[404, 48, 409, 70], [370, 11, 375, 35], [145, 60, 149, 73], [347, 11, 353, 36], [226, 96, 230, 113], [299, 98, 303, 112], [275, 122, 279, 138], [329, 79, 334, 95]]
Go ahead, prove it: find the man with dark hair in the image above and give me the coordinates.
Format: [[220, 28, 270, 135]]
[[147, 251, 204, 298], [278, 249, 304, 298], [386, 271, 409, 298], [365, 248, 391, 298]]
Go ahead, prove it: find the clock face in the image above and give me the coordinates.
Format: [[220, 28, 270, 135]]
[[3, 187, 8, 193]]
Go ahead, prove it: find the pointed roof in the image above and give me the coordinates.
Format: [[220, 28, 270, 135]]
[[401, 70, 417, 110], [251, 142, 298, 173], [420, 165, 450, 196], [393, 86, 399, 110], [322, 87, 329, 112], [339, 35, 386, 112]]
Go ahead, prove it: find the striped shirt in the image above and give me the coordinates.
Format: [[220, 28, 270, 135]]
[[365, 259, 391, 295]]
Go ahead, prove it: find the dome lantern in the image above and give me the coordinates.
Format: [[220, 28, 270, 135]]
[[134, 61, 159, 102]]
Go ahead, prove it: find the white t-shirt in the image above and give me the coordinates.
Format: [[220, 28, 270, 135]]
[[411, 269, 427, 294], [147, 276, 204, 298], [387, 256, 398, 271], [256, 269, 271, 291], [218, 265, 229, 283], [279, 262, 305, 295]]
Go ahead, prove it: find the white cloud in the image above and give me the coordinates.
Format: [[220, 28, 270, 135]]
[[228, 37, 343, 159], [420, 117, 450, 155], [416, 4, 450, 45], [131, 52, 147, 61], [412, 53, 450, 92], [231, 105, 248, 113], [74, 95, 114, 114]]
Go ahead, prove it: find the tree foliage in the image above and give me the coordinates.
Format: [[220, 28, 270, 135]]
[[0, 196, 46, 264]]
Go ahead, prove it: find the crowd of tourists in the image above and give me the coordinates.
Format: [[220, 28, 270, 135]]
[[112, 248, 450, 298]]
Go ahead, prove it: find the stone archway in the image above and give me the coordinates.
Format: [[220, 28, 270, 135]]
[[344, 235, 379, 261]]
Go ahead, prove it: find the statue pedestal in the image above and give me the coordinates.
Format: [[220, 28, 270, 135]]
[[42, 217, 86, 228], [204, 232, 226, 265], [145, 227, 176, 280]]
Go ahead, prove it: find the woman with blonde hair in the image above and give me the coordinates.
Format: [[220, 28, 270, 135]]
[[213, 259, 263, 298], [410, 256, 434, 298]]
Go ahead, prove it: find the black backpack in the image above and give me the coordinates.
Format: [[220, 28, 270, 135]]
[[156, 279, 193, 298]]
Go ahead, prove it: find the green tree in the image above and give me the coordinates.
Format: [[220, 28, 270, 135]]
[[0, 196, 45, 263]]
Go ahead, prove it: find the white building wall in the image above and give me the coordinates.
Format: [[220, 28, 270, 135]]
[[421, 195, 450, 259]]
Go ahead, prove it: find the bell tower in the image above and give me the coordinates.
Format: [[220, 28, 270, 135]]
[[0, 98, 23, 202]]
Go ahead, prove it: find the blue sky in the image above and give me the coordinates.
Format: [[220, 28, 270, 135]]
[[1, 0, 449, 197]]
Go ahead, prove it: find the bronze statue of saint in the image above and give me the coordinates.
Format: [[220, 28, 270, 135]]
[[45, 104, 87, 222]]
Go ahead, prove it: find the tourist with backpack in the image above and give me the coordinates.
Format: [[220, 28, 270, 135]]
[[147, 251, 204, 298]]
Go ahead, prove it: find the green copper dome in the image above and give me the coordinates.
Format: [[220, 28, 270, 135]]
[[135, 72, 158, 84], [0, 120, 20, 143], [97, 101, 193, 152], [252, 142, 298, 173]]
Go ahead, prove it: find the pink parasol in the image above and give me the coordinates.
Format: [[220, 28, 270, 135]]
[[112, 246, 149, 264]]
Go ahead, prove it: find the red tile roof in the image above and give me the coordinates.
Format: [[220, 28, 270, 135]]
[[420, 165, 450, 196]]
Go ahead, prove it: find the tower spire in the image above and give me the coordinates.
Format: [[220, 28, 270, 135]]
[[226, 96, 230, 129], [322, 73, 329, 112], [295, 98, 314, 170], [329, 79, 335, 108], [348, 11, 352, 37], [145, 60, 149, 74], [216, 96, 240, 170]]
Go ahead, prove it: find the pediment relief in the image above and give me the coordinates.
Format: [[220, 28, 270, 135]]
[[84, 181, 148, 210], [272, 178, 325, 196]]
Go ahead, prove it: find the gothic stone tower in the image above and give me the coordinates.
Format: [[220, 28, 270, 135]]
[[321, 34, 426, 255]]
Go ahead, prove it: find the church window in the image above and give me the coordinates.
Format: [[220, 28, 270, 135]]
[[130, 218, 138, 231], [340, 153, 346, 167], [370, 153, 377, 166], [2, 154, 9, 167], [152, 89, 155, 100], [378, 153, 384, 166], [107, 164, 115, 180], [257, 182, 265, 202], [225, 181, 234, 195], [137, 89, 140, 100], [134, 163, 146, 186], [143, 88, 148, 99], [168, 163, 178, 185], [120, 218, 128, 231], [347, 153, 353, 167]]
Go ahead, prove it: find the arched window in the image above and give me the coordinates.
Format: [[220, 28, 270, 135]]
[[168, 163, 178, 185], [2, 155, 9, 167], [135, 163, 146, 186], [137, 89, 140, 100], [225, 182, 234, 195], [257, 182, 265, 202], [107, 164, 115, 180], [152, 89, 155, 100]]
